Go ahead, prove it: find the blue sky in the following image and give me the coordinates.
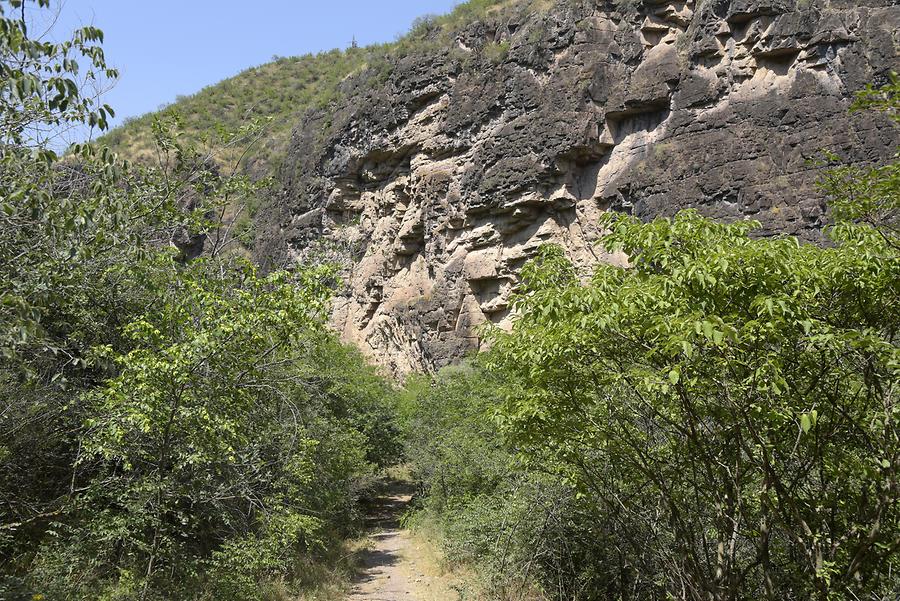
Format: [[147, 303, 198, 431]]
[[46, 1, 460, 132]]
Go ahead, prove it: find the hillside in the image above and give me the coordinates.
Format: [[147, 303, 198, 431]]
[[101, 0, 900, 376], [101, 49, 368, 171], [100, 0, 539, 172]]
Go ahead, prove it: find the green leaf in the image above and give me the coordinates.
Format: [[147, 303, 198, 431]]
[[668, 369, 680, 385]]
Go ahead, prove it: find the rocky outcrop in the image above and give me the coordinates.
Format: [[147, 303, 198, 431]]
[[257, 0, 899, 375]]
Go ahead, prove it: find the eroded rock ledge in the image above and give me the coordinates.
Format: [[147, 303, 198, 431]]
[[257, 0, 899, 375]]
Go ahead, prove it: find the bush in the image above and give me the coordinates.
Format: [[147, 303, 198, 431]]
[[401, 366, 610, 600]]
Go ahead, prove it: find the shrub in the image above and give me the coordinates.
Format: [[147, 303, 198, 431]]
[[401, 366, 610, 600]]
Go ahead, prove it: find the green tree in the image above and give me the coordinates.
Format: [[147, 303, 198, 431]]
[[32, 259, 331, 598], [485, 208, 899, 599], [1, 4, 157, 574]]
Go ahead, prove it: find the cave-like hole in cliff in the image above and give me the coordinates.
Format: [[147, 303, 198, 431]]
[[755, 48, 801, 76], [569, 160, 604, 201], [641, 29, 667, 47], [558, 143, 613, 201], [327, 208, 363, 227], [469, 276, 509, 320], [606, 105, 671, 145], [356, 147, 415, 190]]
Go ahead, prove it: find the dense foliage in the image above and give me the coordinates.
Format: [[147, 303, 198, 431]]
[[401, 366, 622, 600], [4, 1, 899, 600], [1, 2, 401, 599], [486, 211, 898, 600]]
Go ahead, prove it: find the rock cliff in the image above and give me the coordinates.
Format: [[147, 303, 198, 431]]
[[255, 0, 899, 375]]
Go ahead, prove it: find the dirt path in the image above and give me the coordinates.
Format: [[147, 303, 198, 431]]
[[348, 481, 442, 601]]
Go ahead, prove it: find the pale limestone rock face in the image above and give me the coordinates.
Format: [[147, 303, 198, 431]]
[[258, 0, 899, 375]]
